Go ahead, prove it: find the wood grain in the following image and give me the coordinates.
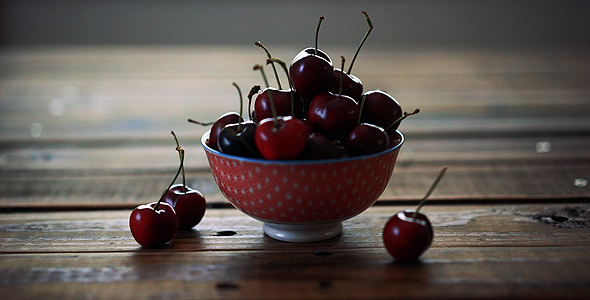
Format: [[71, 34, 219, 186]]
[[1, 204, 589, 299]]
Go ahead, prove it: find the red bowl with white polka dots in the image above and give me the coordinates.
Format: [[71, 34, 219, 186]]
[[202, 130, 404, 242]]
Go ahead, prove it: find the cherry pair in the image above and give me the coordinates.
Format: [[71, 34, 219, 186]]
[[129, 132, 206, 248]]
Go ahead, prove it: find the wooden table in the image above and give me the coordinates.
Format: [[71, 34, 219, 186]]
[[1, 45, 589, 299]]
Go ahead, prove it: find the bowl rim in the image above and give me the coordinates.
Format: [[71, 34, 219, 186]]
[[201, 129, 404, 165]]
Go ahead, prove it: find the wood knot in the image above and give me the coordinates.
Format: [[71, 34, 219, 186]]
[[531, 206, 590, 228]]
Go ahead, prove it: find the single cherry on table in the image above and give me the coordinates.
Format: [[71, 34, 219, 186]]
[[383, 167, 447, 261]]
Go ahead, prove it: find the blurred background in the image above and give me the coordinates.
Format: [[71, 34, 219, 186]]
[[0, 1, 589, 195], [2, 0, 589, 47]]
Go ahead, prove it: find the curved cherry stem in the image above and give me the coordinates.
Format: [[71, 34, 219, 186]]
[[255, 41, 282, 89], [385, 108, 420, 132], [267, 57, 294, 116], [232, 82, 244, 132], [347, 11, 373, 75], [188, 119, 214, 126], [412, 167, 447, 219], [315, 16, 325, 55], [253, 64, 279, 127], [247, 85, 261, 120], [154, 131, 185, 210]]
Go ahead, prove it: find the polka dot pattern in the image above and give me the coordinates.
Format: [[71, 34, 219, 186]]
[[203, 131, 403, 224]]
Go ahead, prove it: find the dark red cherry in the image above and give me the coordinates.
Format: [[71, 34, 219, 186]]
[[254, 87, 305, 120], [217, 121, 259, 158], [290, 51, 336, 100], [254, 116, 309, 160], [332, 68, 363, 102], [360, 90, 402, 135], [308, 92, 359, 140], [129, 202, 178, 248], [208, 112, 243, 150], [300, 132, 348, 160], [163, 184, 206, 230], [383, 210, 433, 262], [345, 123, 389, 156]]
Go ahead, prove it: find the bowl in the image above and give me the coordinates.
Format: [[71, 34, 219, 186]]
[[201, 130, 404, 242]]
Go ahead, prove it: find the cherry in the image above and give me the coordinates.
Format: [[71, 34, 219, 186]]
[[253, 64, 309, 160], [332, 69, 363, 102], [330, 12, 374, 102], [308, 91, 358, 140], [300, 132, 348, 160], [130, 131, 197, 247], [360, 90, 403, 135], [218, 83, 260, 157], [164, 184, 206, 230], [255, 58, 305, 120], [383, 167, 447, 261], [189, 112, 242, 151], [345, 123, 389, 156], [289, 16, 335, 101], [161, 132, 206, 230], [129, 201, 178, 248], [255, 88, 304, 120], [308, 57, 359, 140], [218, 121, 259, 157], [290, 52, 335, 101], [255, 116, 309, 160]]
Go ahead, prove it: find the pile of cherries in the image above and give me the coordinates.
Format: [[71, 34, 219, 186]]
[[192, 12, 418, 161], [129, 132, 206, 248]]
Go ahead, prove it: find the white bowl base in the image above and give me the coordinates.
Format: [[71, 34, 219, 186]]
[[263, 222, 343, 243]]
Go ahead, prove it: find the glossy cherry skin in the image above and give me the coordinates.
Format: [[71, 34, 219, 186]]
[[129, 202, 178, 248], [299, 47, 332, 64], [162, 184, 206, 230], [254, 116, 309, 160], [300, 132, 348, 160], [308, 92, 359, 140], [208, 112, 243, 150], [332, 68, 363, 103], [383, 210, 434, 262], [360, 90, 403, 134], [345, 123, 389, 156], [290, 51, 335, 100], [217, 121, 259, 158], [254, 88, 305, 120]]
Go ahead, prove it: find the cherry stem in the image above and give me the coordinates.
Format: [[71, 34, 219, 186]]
[[412, 167, 448, 219], [357, 94, 367, 125], [247, 85, 261, 120], [339, 56, 345, 96], [347, 11, 373, 75], [232, 82, 244, 132], [255, 41, 282, 89], [154, 131, 185, 210], [385, 108, 420, 132], [171, 131, 186, 192], [267, 57, 295, 116], [188, 119, 214, 126], [254, 64, 279, 127], [315, 16, 324, 55]]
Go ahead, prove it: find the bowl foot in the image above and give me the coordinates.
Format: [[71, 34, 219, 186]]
[[263, 222, 343, 242]]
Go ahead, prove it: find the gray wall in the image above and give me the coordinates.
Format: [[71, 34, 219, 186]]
[[2, 0, 589, 47]]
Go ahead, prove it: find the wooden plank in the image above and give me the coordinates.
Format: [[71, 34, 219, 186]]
[[1, 160, 589, 209], [1, 204, 589, 299]]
